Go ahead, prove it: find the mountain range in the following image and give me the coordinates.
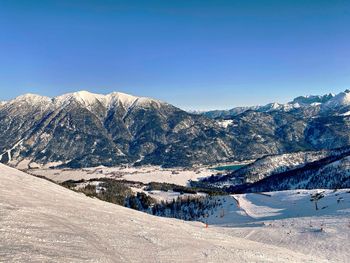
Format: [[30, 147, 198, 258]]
[[1, 89, 350, 169], [0, 91, 233, 168]]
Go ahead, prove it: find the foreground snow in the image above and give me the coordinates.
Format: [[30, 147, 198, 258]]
[[0, 164, 326, 262]]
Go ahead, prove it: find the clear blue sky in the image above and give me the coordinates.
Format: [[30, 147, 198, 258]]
[[0, 0, 349, 110]]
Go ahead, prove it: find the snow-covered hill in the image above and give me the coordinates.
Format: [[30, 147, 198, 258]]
[[0, 163, 325, 262], [202, 92, 336, 118], [201, 190, 350, 262], [240, 151, 350, 192], [205, 147, 350, 189], [208, 150, 334, 187]]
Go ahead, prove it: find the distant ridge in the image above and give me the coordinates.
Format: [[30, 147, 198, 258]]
[[1, 89, 350, 168]]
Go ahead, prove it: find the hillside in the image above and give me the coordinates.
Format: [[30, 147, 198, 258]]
[[206, 147, 350, 189], [2, 90, 350, 169], [239, 151, 350, 192], [0, 164, 323, 262], [0, 91, 234, 168], [203, 190, 350, 263]]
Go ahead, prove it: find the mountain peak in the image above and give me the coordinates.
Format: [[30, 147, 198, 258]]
[[2, 90, 163, 111], [290, 93, 334, 106], [323, 90, 350, 109], [106, 91, 139, 107], [51, 90, 163, 109], [10, 93, 51, 104], [53, 90, 105, 106]]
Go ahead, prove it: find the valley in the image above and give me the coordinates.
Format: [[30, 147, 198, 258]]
[[3, 90, 350, 170], [2, 90, 350, 262], [211, 163, 248, 172], [2, 2, 349, 261], [27, 165, 214, 185]]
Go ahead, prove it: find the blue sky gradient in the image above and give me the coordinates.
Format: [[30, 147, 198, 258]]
[[0, 0, 349, 110]]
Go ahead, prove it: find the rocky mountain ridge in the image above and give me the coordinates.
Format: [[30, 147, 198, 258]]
[[0, 91, 234, 168], [201, 92, 338, 118], [2, 89, 350, 169]]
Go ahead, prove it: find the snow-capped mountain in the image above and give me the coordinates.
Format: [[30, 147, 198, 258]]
[[0, 91, 235, 168], [2, 89, 350, 169], [8, 91, 160, 111], [321, 90, 350, 111], [202, 92, 337, 118], [290, 93, 335, 105]]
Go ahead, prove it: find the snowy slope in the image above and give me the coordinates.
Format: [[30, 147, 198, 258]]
[[206, 147, 350, 191], [0, 164, 323, 262], [52, 90, 160, 109], [3, 90, 161, 117], [238, 149, 350, 192], [322, 90, 350, 110], [201, 190, 350, 263], [208, 150, 334, 187]]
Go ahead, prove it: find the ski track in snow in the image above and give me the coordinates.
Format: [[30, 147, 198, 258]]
[[204, 191, 350, 263]]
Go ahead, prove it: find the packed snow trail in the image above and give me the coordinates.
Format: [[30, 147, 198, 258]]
[[204, 191, 350, 262], [0, 164, 325, 262]]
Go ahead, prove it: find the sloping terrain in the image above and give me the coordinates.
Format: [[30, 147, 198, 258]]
[[202, 90, 350, 160], [201, 190, 350, 263], [239, 152, 350, 192], [0, 91, 234, 168], [201, 92, 337, 118], [206, 147, 350, 189], [0, 164, 323, 262], [3, 90, 350, 169]]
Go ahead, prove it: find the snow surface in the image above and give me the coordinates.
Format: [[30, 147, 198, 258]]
[[0, 139, 24, 163], [201, 190, 350, 263], [145, 190, 207, 202], [217, 119, 234, 128], [322, 90, 350, 109], [340, 111, 350, 116], [8, 93, 52, 104], [0, 164, 323, 262], [28, 166, 213, 186], [53, 90, 161, 109], [214, 151, 330, 187], [54, 90, 106, 108], [5, 90, 162, 111]]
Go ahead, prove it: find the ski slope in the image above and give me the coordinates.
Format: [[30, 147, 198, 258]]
[[0, 164, 326, 262], [203, 190, 350, 262]]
